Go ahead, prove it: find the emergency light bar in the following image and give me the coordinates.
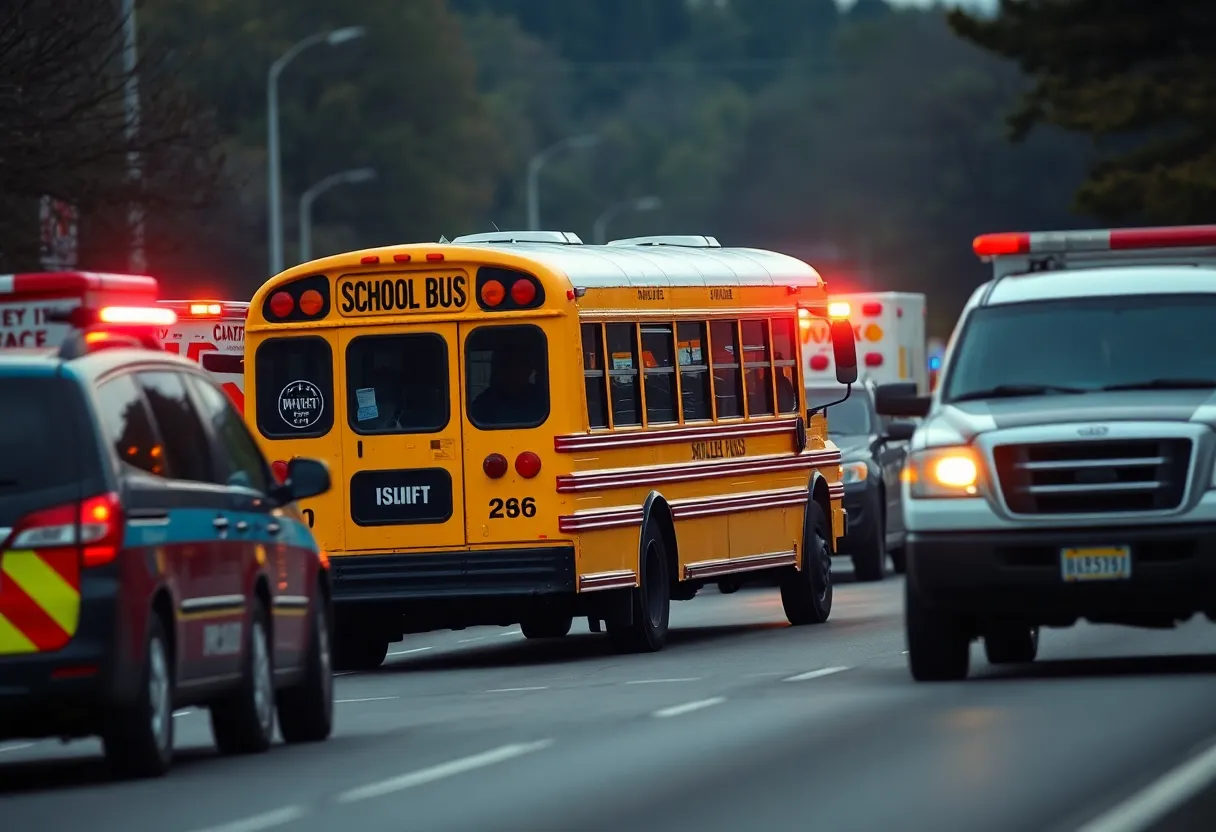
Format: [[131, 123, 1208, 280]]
[[973, 225, 1216, 259], [52, 305, 177, 359]]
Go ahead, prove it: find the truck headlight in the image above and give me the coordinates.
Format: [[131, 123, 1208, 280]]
[[905, 446, 984, 498], [841, 461, 869, 485]]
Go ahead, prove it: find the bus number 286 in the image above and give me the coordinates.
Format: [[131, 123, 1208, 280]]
[[489, 497, 536, 519]]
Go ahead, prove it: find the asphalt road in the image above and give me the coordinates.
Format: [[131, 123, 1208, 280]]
[[5, 564, 1216, 832]]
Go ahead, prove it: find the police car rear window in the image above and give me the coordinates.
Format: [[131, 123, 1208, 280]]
[[0, 376, 100, 527], [255, 337, 334, 439]]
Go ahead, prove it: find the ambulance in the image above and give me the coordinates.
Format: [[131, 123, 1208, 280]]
[[803, 291, 928, 393], [157, 299, 249, 412]]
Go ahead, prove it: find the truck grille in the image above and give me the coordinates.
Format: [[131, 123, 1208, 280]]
[[992, 439, 1192, 515]]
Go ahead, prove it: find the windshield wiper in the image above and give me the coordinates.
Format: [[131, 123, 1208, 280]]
[[1100, 378, 1216, 392], [949, 384, 1087, 403]]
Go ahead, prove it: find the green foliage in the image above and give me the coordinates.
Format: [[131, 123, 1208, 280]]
[[949, 0, 1216, 223]]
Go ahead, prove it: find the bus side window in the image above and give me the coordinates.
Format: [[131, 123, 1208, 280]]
[[582, 323, 609, 429], [640, 323, 676, 424], [740, 319, 774, 416], [677, 321, 711, 421], [710, 320, 743, 418], [770, 317, 800, 414], [605, 323, 642, 427]]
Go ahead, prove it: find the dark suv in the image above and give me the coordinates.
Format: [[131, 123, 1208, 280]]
[[0, 309, 335, 777]]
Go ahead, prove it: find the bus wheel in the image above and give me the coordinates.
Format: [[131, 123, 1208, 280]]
[[521, 613, 573, 639], [609, 524, 671, 653], [780, 501, 833, 625]]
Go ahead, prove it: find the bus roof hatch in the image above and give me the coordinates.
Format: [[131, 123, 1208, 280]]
[[607, 235, 721, 248], [450, 231, 583, 245]]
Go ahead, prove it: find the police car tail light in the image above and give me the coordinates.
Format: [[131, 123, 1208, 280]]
[[271, 460, 289, 484], [906, 447, 982, 499], [514, 451, 541, 479], [864, 352, 883, 367], [827, 301, 850, 319], [97, 306, 177, 326], [809, 354, 829, 371], [8, 492, 123, 568], [483, 453, 508, 479]]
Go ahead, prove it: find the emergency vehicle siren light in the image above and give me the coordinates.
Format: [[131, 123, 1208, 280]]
[[188, 302, 223, 316], [973, 224, 1216, 259], [827, 301, 850, 319]]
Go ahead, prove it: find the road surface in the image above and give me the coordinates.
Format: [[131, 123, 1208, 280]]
[[4, 568, 1216, 832]]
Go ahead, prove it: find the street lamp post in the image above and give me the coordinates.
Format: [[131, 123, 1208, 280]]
[[267, 25, 366, 277], [298, 167, 377, 263], [592, 196, 661, 244], [525, 134, 600, 231], [120, 0, 144, 273]]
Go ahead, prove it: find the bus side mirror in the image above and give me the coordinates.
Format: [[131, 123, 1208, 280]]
[[830, 319, 857, 385]]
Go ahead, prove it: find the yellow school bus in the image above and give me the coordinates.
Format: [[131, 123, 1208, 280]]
[[245, 231, 858, 669]]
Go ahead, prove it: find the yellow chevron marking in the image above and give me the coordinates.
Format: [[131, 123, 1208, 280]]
[[2, 551, 80, 637], [0, 612, 37, 654]]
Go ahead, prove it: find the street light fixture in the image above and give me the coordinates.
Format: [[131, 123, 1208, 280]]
[[592, 196, 662, 244], [525, 134, 600, 231], [298, 167, 377, 264], [267, 25, 367, 276]]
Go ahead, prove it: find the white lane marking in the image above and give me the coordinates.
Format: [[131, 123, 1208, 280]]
[[337, 740, 554, 803], [0, 742, 34, 753], [653, 697, 726, 719], [784, 666, 850, 682], [388, 646, 434, 656], [458, 637, 485, 643], [485, 686, 548, 693], [336, 696, 398, 704], [185, 805, 308, 832], [499, 630, 522, 637], [1075, 736, 1216, 832], [625, 677, 701, 685]]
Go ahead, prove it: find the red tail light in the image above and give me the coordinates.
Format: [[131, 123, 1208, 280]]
[[7, 492, 124, 568], [271, 460, 289, 484], [483, 453, 508, 479], [809, 354, 830, 371], [510, 279, 537, 306], [515, 451, 541, 479], [269, 291, 295, 318]]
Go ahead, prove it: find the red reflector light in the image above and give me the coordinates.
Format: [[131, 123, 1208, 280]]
[[299, 289, 324, 316], [361, 255, 380, 264], [481, 280, 506, 307], [483, 453, 508, 479], [394, 254, 411, 263], [510, 279, 537, 306], [864, 352, 883, 367], [515, 451, 541, 479], [861, 302, 882, 316], [426, 253, 444, 262], [271, 460, 289, 484], [973, 232, 1030, 257], [269, 291, 294, 318], [98, 306, 177, 326], [809, 354, 830, 371]]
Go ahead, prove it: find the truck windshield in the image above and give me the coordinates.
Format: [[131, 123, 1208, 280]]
[[943, 294, 1216, 402]]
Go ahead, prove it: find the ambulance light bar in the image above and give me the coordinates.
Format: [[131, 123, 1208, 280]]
[[97, 306, 177, 326], [973, 225, 1216, 259], [827, 301, 850, 319], [54, 306, 177, 359]]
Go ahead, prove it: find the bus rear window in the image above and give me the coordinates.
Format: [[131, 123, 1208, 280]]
[[255, 336, 334, 439], [466, 325, 549, 430], [346, 333, 449, 434]]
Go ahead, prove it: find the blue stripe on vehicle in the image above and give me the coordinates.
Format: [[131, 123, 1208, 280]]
[[122, 507, 224, 548]]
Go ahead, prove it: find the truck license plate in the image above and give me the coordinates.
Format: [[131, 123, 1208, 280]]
[[1060, 546, 1131, 582]]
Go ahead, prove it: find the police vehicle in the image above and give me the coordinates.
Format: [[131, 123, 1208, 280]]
[[0, 286, 335, 776], [876, 224, 1216, 681]]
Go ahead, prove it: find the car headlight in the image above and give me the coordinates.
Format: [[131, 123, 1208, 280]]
[[904, 446, 985, 498], [841, 461, 869, 485]]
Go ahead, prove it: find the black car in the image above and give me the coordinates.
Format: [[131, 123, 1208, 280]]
[[814, 383, 916, 581]]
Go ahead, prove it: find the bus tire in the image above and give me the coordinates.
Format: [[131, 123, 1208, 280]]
[[780, 500, 833, 625], [521, 613, 573, 639], [608, 523, 671, 653]]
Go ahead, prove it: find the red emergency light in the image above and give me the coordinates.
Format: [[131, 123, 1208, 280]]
[[159, 299, 250, 319], [973, 225, 1216, 259]]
